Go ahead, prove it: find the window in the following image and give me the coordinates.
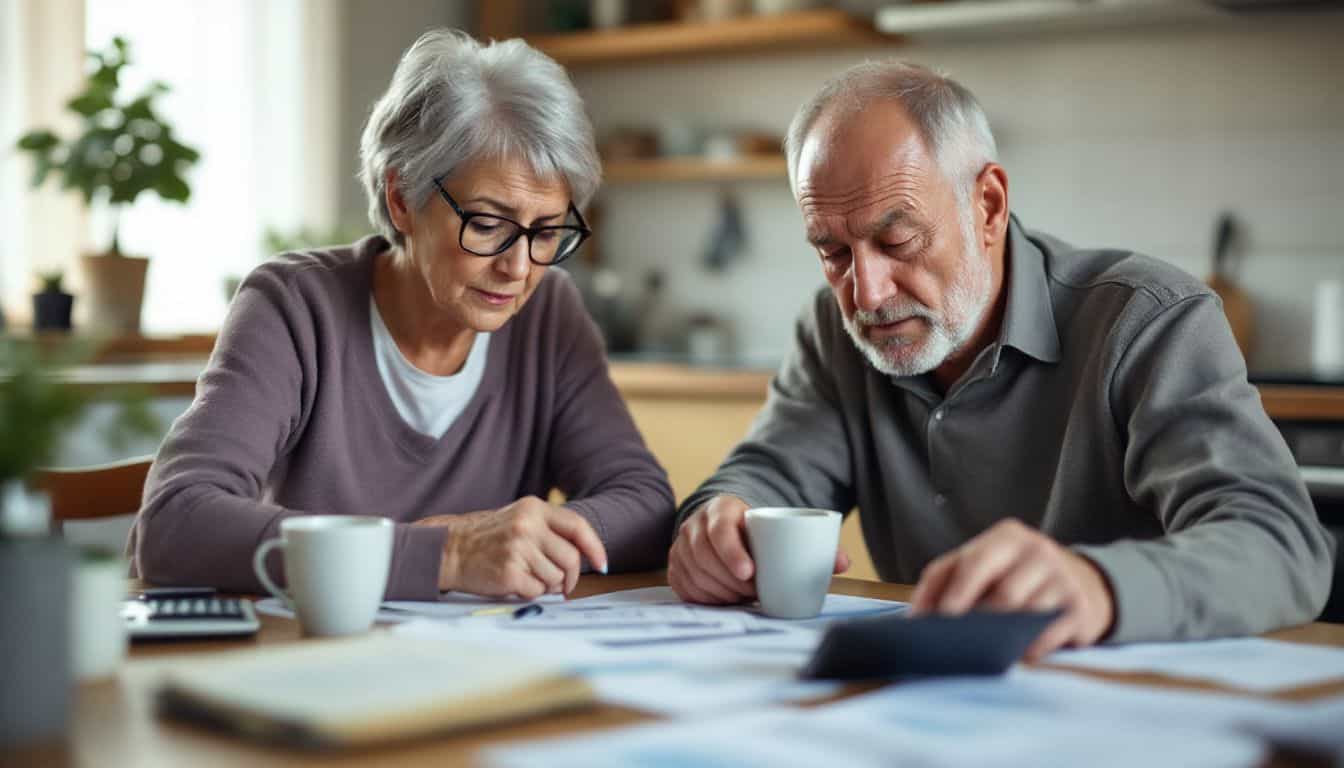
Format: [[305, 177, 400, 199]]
[[83, 0, 319, 332]]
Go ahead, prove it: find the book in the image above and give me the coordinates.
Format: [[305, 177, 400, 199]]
[[154, 632, 595, 748]]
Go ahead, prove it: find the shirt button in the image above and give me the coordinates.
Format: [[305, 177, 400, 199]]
[[934, 493, 947, 506], [933, 408, 945, 421]]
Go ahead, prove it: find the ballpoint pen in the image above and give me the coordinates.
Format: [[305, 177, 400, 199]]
[[470, 603, 545, 618], [511, 603, 543, 619]]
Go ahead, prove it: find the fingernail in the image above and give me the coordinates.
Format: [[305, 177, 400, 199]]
[[599, 563, 608, 575]]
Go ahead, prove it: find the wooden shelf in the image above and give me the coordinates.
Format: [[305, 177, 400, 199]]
[[874, 0, 1222, 38], [604, 155, 787, 183], [529, 9, 889, 67], [1258, 386, 1344, 422]]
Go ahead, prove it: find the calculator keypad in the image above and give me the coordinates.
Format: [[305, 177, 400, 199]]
[[144, 597, 247, 620], [123, 595, 259, 638]]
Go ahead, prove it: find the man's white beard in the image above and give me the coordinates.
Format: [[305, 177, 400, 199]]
[[843, 213, 994, 378]]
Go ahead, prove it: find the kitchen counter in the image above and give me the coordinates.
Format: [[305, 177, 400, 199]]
[[40, 357, 1344, 421]]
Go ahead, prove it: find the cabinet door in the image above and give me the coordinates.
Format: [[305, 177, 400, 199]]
[[627, 395, 877, 581]]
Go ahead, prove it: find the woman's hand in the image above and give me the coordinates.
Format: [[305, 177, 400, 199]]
[[413, 496, 608, 599]]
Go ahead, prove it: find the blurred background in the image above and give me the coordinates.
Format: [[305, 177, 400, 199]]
[[3, 0, 1343, 566]]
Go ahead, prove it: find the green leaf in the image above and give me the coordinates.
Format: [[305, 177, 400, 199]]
[[0, 340, 158, 484], [16, 130, 60, 152], [155, 174, 190, 202], [67, 90, 113, 117]]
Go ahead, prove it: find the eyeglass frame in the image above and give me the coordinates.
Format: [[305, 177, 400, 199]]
[[431, 176, 591, 266]]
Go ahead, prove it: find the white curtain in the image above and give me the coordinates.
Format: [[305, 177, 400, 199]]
[[2, 0, 343, 334], [1, 0, 87, 327]]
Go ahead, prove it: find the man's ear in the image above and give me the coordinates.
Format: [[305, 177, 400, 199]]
[[974, 163, 1010, 250], [384, 169, 411, 237]]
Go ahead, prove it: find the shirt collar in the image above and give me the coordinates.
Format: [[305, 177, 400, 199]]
[[996, 215, 1061, 366]]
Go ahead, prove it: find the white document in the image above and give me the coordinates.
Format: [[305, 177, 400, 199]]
[[1047, 637, 1344, 692], [485, 670, 1277, 768], [391, 586, 907, 715], [254, 591, 564, 624], [571, 586, 908, 626]]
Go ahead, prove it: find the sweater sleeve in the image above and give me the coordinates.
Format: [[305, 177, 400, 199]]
[[133, 264, 447, 599], [1074, 294, 1334, 642], [545, 276, 677, 572], [676, 291, 856, 528]]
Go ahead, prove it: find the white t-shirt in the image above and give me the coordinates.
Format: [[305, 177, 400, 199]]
[[369, 297, 489, 439]]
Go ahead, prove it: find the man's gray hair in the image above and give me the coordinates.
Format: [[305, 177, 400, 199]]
[[784, 60, 997, 201], [359, 29, 601, 246]]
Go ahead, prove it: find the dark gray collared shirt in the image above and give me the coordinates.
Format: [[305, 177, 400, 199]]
[[680, 218, 1333, 642]]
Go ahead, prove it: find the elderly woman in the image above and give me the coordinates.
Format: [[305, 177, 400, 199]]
[[134, 30, 675, 600]]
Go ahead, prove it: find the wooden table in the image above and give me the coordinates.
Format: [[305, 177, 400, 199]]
[[8, 573, 1344, 767]]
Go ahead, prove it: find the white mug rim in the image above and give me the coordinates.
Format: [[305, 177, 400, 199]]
[[279, 515, 394, 534], [746, 507, 840, 521]]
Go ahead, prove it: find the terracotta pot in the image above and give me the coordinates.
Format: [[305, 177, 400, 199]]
[[81, 253, 149, 335]]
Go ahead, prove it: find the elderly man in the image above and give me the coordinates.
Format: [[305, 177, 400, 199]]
[[668, 61, 1333, 655]]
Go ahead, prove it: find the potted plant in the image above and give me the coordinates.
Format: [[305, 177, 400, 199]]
[[32, 270, 75, 332], [15, 36, 200, 335], [1, 338, 159, 501]]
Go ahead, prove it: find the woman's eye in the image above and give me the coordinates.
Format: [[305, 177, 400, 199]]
[[468, 220, 500, 234], [534, 230, 559, 243]]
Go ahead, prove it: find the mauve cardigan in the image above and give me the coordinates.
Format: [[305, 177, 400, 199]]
[[134, 236, 676, 598]]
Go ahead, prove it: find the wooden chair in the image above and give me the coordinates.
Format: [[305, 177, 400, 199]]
[[30, 456, 153, 526]]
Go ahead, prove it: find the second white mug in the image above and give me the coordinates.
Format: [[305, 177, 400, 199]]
[[252, 515, 394, 637], [745, 507, 841, 619]]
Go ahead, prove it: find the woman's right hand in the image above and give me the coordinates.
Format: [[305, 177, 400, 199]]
[[413, 496, 608, 599]]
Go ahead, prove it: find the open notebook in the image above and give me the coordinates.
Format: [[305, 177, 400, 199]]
[[155, 632, 595, 748]]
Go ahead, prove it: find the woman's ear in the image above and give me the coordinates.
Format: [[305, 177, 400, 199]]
[[975, 163, 1010, 251], [384, 169, 412, 238]]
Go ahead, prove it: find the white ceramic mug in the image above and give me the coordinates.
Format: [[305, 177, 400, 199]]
[[252, 516, 394, 637], [745, 507, 841, 619]]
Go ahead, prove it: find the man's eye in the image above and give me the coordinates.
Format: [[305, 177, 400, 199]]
[[820, 248, 850, 265], [884, 237, 919, 255]]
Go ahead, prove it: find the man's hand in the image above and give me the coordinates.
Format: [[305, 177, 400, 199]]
[[668, 495, 851, 605], [909, 519, 1114, 660], [413, 496, 607, 599]]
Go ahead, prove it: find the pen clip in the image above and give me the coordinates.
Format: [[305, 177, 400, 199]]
[[512, 604, 543, 619]]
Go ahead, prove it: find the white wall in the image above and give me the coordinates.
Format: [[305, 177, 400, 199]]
[[335, 0, 474, 225], [573, 14, 1344, 372]]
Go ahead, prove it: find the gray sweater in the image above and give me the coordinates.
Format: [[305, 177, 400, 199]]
[[680, 218, 1333, 643], [135, 237, 676, 599]]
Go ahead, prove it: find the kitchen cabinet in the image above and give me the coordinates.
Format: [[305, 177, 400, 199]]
[[610, 362, 882, 581]]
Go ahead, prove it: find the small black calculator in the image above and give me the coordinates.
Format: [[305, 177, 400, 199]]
[[122, 588, 260, 639]]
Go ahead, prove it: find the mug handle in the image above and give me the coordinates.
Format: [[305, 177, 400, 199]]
[[252, 537, 292, 610]]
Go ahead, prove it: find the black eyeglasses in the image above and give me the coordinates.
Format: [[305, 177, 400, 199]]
[[432, 177, 591, 266]]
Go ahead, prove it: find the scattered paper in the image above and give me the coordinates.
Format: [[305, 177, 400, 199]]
[[390, 587, 905, 715], [484, 671, 1276, 768], [1047, 637, 1344, 692], [254, 591, 565, 624]]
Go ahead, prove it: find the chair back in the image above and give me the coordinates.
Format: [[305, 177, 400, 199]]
[[30, 456, 153, 525]]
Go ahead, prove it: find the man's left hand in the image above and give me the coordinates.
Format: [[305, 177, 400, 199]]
[[909, 519, 1115, 660]]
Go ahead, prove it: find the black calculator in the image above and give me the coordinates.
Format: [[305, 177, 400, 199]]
[[122, 587, 259, 639]]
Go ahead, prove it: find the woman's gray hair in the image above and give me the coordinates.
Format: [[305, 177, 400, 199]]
[[359, 29, 601, 246], [784, 60, 997, 203]]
